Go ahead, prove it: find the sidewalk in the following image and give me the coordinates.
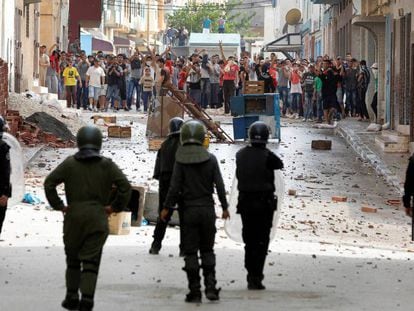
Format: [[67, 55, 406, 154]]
[[336, 119, 409, 195]]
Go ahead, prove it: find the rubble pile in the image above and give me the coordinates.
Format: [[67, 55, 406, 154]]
[[6, 110, 76, 148], [8, 92, 85, 134]]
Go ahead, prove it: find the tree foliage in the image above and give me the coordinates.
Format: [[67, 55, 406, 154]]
[[167, 0, 255, 35]]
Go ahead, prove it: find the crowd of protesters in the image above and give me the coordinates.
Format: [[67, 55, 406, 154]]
[[37, 42, 378, 124]]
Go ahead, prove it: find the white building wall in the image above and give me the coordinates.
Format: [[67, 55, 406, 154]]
[[0, 0, 16, 91]]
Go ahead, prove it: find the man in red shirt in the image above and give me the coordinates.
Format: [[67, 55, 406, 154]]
[[219, 41, 239, 114]]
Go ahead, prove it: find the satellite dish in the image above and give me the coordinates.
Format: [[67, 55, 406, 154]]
[[285, 8, 302, 26]]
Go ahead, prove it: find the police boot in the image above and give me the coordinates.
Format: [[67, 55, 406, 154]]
[[202, 265, 220, 301], [247, 274, 266, 290], [61, 294, 79, 310], [79, 299, 94, 311], [149, 240, 161, 255], [185, 269, 202, 303]]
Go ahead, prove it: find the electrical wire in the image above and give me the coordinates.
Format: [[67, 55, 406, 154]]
[[103, 0, 273, 12]]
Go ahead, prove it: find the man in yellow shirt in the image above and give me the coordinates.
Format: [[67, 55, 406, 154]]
[[63, 61, 82, 108]]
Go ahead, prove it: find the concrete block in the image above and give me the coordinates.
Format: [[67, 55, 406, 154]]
[[311, 140, 332, 150]]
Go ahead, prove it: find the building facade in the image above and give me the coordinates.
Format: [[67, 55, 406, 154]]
[[40, 0, 70, 52], [310, 0, 414, 151]]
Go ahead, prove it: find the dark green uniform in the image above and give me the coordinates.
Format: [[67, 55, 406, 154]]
[[403, 155, 414, 210], [150, 133, 182, 253], [163, 144, 228, 302], [0, 139, 11, 235], [44, 151, 131, 310], [236, 145, 283, 288]]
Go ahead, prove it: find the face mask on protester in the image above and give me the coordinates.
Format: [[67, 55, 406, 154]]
[[146, 61, 152, 66]]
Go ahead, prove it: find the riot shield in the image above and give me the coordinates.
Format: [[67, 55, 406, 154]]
[[224, 170, 285, 243], [2, 133, 25, 206]]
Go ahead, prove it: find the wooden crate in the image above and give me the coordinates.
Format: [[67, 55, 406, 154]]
[[244, 81, 264, 94], [120, 126, 131, 138], [148, 138, 165, 151], [108, 126, 131, 138], [108, 126, 121, 137], [311, 140, 332, 150]]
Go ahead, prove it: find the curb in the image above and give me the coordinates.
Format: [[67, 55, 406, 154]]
[[335, 124, 404, 196]]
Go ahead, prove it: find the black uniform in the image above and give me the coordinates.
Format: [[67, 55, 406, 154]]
[[403, 155, 414, 210], [0, 139, 11, 235], [151, 133, 181, 251], [236, 145, 283, 285], [164, 146, 228, 298]]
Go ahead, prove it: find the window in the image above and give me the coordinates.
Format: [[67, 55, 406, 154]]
[[25, 5, 30, 38]]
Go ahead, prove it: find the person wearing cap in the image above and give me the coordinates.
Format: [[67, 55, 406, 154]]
[[236, 121, 284, 290], [44, 126, 131, 311], [161, 120, 229, 303], [0, 116, 11, 239]]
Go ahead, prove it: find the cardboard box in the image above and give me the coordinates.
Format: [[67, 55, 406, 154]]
[[108, 211, 131, 235]]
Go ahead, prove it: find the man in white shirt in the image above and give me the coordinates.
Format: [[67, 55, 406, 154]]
[[86, 59, 106, 112], [39, 45, 50, 87]]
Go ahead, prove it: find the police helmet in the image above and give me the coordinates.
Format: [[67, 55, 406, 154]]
[[0, 116, 5, 133], [168, 117, 184, 136], [180, 120, 206, 146], [248, 121, 269, 144], [76, 126, 103, 150]]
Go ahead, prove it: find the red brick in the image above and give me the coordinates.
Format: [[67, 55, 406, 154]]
[[332, 196, 348, 202], [361, 206, 377, 213]]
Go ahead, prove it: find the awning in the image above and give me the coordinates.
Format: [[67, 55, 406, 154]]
[[92, 37, 114, 54], [114, 36, 134, 47], [262, 33, 302, 53]]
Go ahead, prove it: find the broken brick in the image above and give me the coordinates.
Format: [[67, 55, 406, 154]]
[[361, 206, 377, 213], [332, 196, 348, 202]]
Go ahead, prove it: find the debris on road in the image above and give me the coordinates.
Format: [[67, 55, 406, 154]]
[[361, 206, 378, 213]]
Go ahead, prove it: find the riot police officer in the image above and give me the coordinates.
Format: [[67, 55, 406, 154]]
[[161, 120, 229, 303], [44, 126, 131, 311], [150, 117, 184, 255], [403, 154, 414, 217], [0, 116, 11, 239], [235, 121, 283, 290]]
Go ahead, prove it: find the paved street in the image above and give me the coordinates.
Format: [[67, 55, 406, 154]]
[[1, 113, 413, 310]]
